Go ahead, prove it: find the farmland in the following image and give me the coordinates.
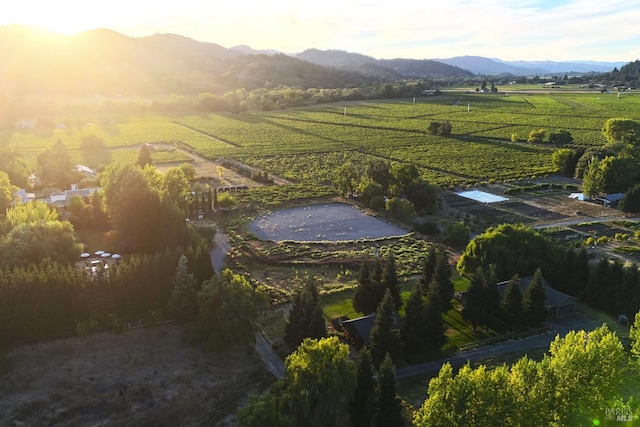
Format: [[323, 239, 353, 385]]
[[4, 92, 640, 189]]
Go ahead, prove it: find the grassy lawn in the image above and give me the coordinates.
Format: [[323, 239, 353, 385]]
[[576, 302, 631, 339]]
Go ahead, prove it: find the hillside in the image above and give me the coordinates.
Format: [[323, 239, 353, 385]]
[[0, 26, 376, 96], [295, 49, 473, 79]]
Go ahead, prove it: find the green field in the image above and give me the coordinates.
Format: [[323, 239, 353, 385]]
[[4, 92, 640, 188]]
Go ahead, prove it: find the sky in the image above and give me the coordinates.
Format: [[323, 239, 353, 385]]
[[2, 0, 640, 62]]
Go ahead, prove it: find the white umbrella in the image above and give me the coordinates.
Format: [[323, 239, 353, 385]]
[[101, 252, 111, 258], [112, 254, 122, 259], [81, 253, 90, 258], [95, 250, 104, 256]]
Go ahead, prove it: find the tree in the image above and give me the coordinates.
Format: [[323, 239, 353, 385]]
[[457, 223, 562, 281], [419, 246, 437, 295], [402, 286, 429, 360], [333, 161, 359, 196], [366, 159, 392, 193], [500, 275, 524, 330], [423, 280, 447, 350], [428, 121, 440, 135], [603, 118, 640, 145], [523, 269, 547, 328], [389, 163, 419, 194], [138, 143, 153, 168], [369, 288, 402, 367], [0, 171, 18, 216], [353, 260, 378, 315], [599, 155, 638, 194], [194, 269, 266, 350], [527, 129, 546, 143], [548, 130, 573, 147], [381, 251, 402, 310], [0, 149, 29, 188], [432, 248, 454, 312], [284, 277, 326, 349], [552, 148, 582, 177], [358, 180, 384, 209], [631, 310, 640, 360], [36, 139, 76, 189], [574, 146, 616, 179], [444, 221, 470, 248], [405, 181, 438, 214], [168, 255, 199, 322], [620, 183, 640, 215], [350, 346, 376, 427], [414, 325, 628, 427], [581, 156, 604, 198], [385, 197, 415, 221], [238, 337, 357, 427], [371, 354, 405, 427]]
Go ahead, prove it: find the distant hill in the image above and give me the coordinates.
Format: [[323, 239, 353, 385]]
[[295, 49, 473, 79], [437, 55, 626, 75], [0, 26, 376, 96]]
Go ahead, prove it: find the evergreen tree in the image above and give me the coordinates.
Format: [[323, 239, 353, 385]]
[[462, 269, 486, 330], [168, 255, 199, 322], [401, 286, 428, 360], [284, 291, 305, 348], [371, 353, 405, 427], [284, 277, 326, 349], [369, 288, 402, 367], [353, 260, 376, 314], [433, 247, 454, 312], [382, 251, 402, 310], [350, 346, 376, 427], [424, 280, 447, 350], [419, 246, 437, 294], [501, 274, 524, 330], [523, 269, 547, 328], [138, 143, 153, 168]]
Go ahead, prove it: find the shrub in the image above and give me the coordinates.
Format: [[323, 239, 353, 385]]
[[528, 129, 546, 143]]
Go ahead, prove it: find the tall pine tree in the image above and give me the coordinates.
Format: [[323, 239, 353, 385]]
[[369, 288, 402, 367], [353, 260, 377, 315], [371, 353, 406, 427], [424, 280, 446, 351], [401, 286, 429, 361], [432, 247, 454, 312], [500, 274, 524, 331], [350, 346, 376, 427], [523, 269, 547, 328], [284, 277, 326, 349], [419, 246, 437, 295], [381, 251, 402, 310], [168, 255, 199, 322]]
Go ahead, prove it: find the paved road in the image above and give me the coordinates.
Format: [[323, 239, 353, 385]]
[[254, 331, 285, 379], [210, 231, 231, 275], [396, 313, 601, 380]]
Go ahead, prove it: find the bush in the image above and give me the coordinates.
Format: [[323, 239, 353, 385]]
[[369, 196, 386, 211], [413, 220, 440, 236], [444, 221, 471, 248], [528, 129, 546, 143]]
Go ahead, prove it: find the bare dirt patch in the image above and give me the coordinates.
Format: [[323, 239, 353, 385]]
[[0, 325, 273, 427]]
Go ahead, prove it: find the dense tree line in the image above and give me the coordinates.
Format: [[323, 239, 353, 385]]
[[0, 244, 213, 344], [458, 223, 640, 317], [353, 252, 403, 315]]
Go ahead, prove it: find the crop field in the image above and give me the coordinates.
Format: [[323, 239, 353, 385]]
[[6, 92, 640, 188]]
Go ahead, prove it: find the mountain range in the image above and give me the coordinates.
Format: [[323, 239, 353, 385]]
[[0, 25, 629, 96]]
